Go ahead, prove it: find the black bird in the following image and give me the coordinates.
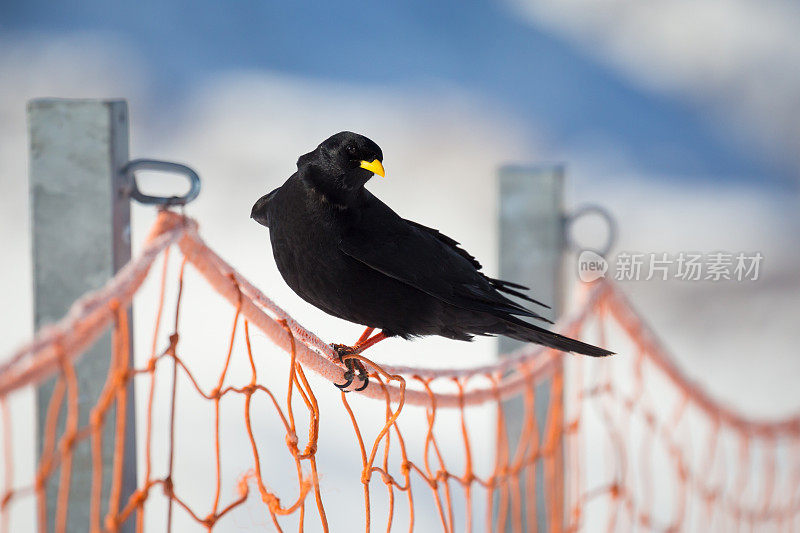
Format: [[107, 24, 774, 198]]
[[251, 132, 612, 390]]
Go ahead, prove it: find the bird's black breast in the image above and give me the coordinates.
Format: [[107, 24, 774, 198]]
[[264, 175, 440, 335]]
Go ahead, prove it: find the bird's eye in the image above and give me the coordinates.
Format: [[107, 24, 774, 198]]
[[346, 145, 357, 156]]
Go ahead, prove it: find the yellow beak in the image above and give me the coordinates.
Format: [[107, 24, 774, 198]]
[[359, 159, 385, 177]]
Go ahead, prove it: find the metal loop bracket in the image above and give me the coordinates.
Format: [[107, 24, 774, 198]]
[[565, 204, 617, 257], [123, 159, 201, 206]]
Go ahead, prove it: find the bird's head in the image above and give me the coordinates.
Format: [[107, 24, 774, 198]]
[[298, 131, 384, 205]]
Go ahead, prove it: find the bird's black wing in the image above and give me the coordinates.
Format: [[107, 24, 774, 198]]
[[401, 219, 483, 270], [339, 200, 552, 323], [402, 219, 551, 309]]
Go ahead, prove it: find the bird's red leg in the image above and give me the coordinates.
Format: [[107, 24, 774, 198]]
[[354, 331, 387, 353], [355, 327, 375, 346]]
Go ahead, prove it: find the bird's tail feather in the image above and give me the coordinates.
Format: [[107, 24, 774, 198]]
[[487, 277, 551, 309], [502, 315, 613, 357]]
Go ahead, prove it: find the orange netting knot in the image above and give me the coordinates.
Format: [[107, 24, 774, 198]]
[[571, 506, 582, 521], [400, 461, 411, 477], [566, 418, 580, 433], [261, 491, 281, 512], [227, 272, 243, 304], [677, 460, 689, 482], [104, 514, 120, 531], [703, 488, 719, 505], [301, 443, 317, 457], [61, 431, 78, 452], [378, 471, 393, 485], [285, 433, 299, 453], [130, 488, 147, 508], [89, 408, 105, 427], [34, 470, 46, 492], [237, 473, 251, 498], [202, 514, 217, 528], [209, 387, 221, 400], [145, 209, 192, 241], [145, 356, 158, 373], [162, 476, 174, 498], [623, 397, 634, 410], [609, 483, 621, 499], [113, 368, 131, 388], [51, 340, 67, 365], [241, 384, 256, 395], [168, 333, 180, 348], [108, 298, 120, 313], [361, 469, 372, 485], [1, 491, 13, 508]]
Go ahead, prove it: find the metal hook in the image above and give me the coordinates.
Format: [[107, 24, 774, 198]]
[[565, 204, 617, 257], [122, 159, 201, 206]]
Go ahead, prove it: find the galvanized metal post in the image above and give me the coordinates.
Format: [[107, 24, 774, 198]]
[[29, 99, 137, 532], [498, 165, 566, 532]]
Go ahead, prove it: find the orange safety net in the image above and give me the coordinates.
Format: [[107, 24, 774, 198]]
[[0, 210, 798, 532]]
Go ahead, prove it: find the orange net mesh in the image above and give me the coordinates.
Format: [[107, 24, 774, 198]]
[[1, 210, 798, 532]]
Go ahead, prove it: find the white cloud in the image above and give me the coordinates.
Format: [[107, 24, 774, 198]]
[[505, 0, 800, 174]]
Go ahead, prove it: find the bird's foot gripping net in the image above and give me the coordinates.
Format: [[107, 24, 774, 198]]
[[1, 210, 799, 532]]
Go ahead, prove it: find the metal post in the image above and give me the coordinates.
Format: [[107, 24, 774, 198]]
[[498, 165, 566, 532], [29, 99, 137, 532]]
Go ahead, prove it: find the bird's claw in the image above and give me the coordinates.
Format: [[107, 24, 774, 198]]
[[335, 369, 354, 390], [330, 343, 370, 392], [330, 343, 356, 363]]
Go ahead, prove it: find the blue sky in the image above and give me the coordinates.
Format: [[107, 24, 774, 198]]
[[2, 0, 794, 187]]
